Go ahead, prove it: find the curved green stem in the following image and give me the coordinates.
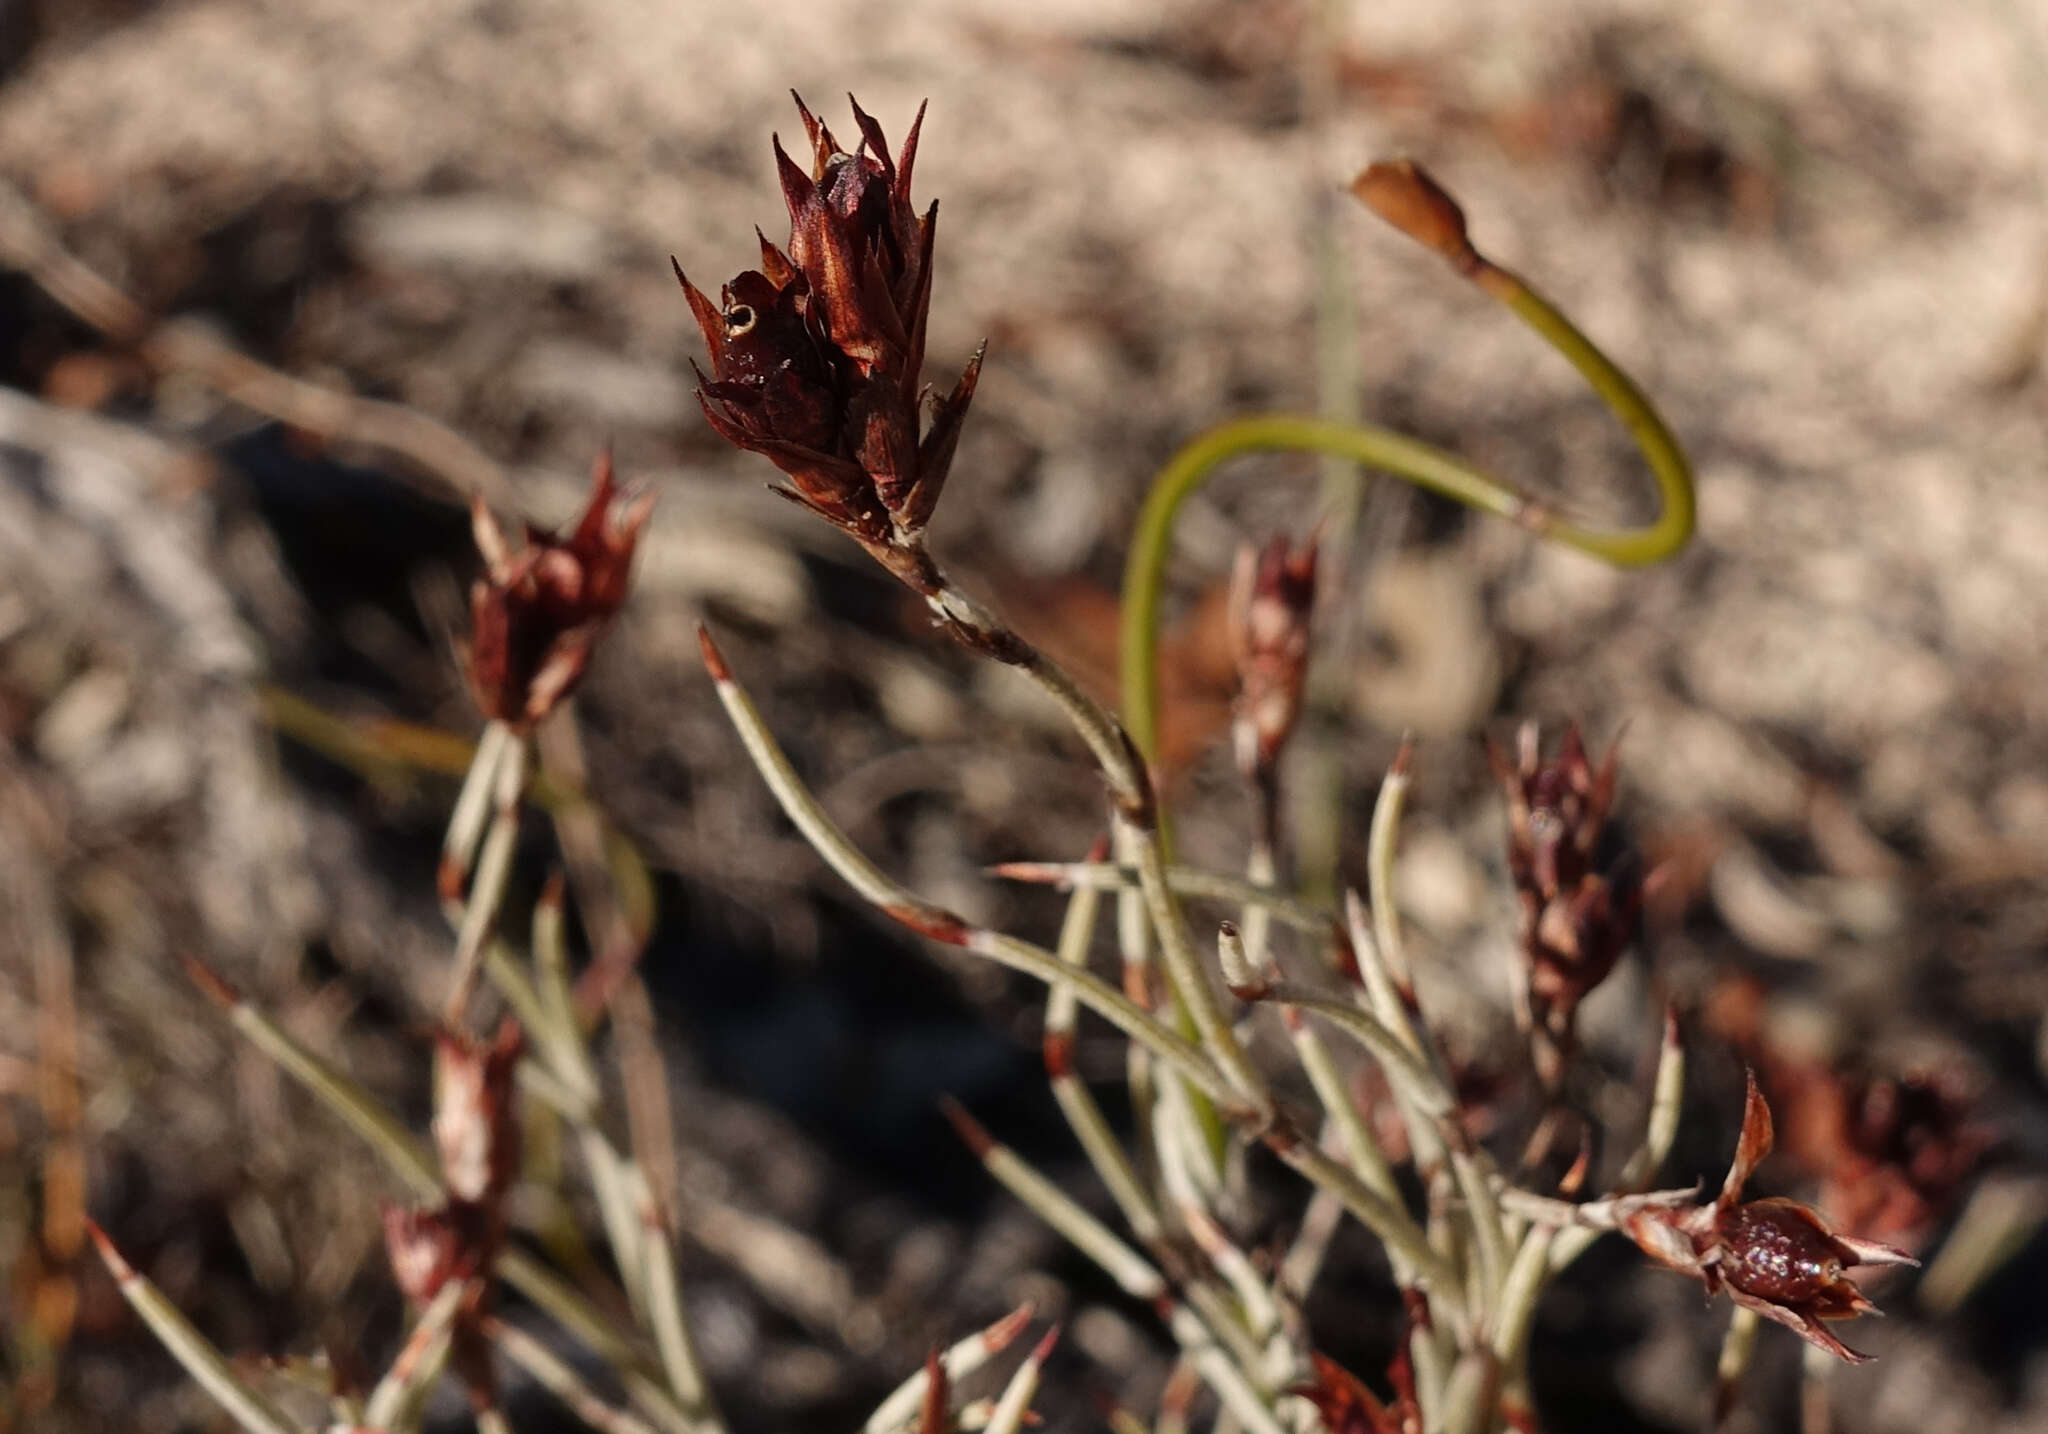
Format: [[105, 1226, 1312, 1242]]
[[1118, 260, 1695, 768]]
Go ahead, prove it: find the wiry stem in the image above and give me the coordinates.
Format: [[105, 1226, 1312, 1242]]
[[925, 572, 1261, 1135], [697, 625, 1242, 1110], [1044, 844, 1169, 1246], [863, 1305, 1035, 1434], [485, 1317, 661, 1434], [86, 1222, 302, 1434], [1119, 169, 1696, 773]]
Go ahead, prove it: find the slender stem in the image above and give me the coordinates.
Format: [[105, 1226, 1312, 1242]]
[[698, 626, 1240, 1109], [863, 1305, 1035, 1434], [363, 1279, 467, 1429], [1044, 853, 1168, 1246], [1714, 1306, 1761, 1432], [86, 1222, 302, 1434], [446, 736, 529, 1024], [485, 1317, 661, 1434], [639, 1172, 718, 1423], [1264, 1128, 1466, 1329]]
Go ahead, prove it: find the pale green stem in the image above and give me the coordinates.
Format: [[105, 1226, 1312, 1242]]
[[1257, 987, 1448, 1119], [444, 719, 511, 883], [639, 1172, 717, 1423], [982, 1332, 1053, 1434], [1269, 1132, 1466, 1331], [1553, 1010, 1686, 1270], [485, 1317, 661, 1434], [362, 1279, 466, 1430], [1490, 1225, 1555, 1371], [1162, 1300, 1291, 1434], [699, 627, 1241, 1110], [863, 1306, 1034, 1434], [88, 1223, 303, 1434], [1045, 861, 1167, 1245], [446, 736, 529, 1024], [1284, 1020, 1412, 1249], [953, 1101, 1169, 1303], [1714, 1306, 1761, 1431], [581, 1126, 652, 1325], [1361, 773, 1509, 1316]]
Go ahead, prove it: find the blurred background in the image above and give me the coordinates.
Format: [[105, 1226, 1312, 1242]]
[[3, 0, 2046, 1430]]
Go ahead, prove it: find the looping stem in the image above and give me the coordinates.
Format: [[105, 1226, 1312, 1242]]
[[1119, 234, 1696, 771]]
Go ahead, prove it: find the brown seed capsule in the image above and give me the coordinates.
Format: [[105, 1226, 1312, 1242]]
[[1626, 1072, 1918, 1363]]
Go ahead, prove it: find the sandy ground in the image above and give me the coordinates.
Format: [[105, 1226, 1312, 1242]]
[[3, 1, 2047, 1430]]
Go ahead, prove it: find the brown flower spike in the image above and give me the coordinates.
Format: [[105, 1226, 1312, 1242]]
[[1488, 722, 1641, 1078], [1227, 532, 1317, 777], [381, 1018, 524, 1411], [1625, 1070, 1918, 1362], [467, 448, 654, 729], [677, 94, 983, 594]]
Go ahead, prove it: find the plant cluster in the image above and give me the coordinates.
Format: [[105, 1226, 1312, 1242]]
[[91, 94, 1966, 1434]]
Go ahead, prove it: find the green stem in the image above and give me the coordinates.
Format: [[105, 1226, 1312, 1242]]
[[1118, 264, 1695, 770]]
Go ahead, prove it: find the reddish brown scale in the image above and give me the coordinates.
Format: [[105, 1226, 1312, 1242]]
[[884, 902, 970, 946], [1121, 960, 1153, 1009], [938, 1095, 995, 1159], [1041, 1029, 1075, 1080], [1328, 927, 1363, 984], [177, 950, 240, 1009], [695, 623, 733, 682], [914, 1347, 949, 1434], [1260, 1121, 1302, 1155]]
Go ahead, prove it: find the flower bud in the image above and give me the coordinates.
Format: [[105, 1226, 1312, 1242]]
[[1350, 160, 1478, 272], [1227, 533, 1318, 776], [680, 95, 984, 588], [466, 449, 653, 729], [1489, 722, 1635, 1060]]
